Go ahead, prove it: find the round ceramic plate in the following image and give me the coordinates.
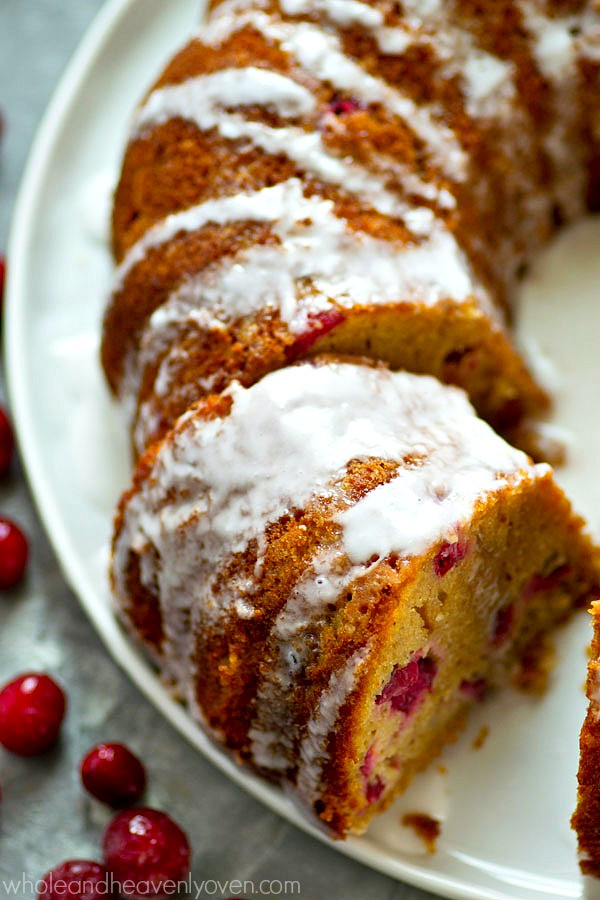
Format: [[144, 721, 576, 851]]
[[6, 1, 600, 897]]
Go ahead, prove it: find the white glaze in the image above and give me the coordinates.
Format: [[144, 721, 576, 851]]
[[174, 65, 317, 117], [461, 52, 515, 118], [518, 6, 578, 81], [340, 464, 538, 565], [578, 8, 600, 63], [249, 551, 376, 770], [296, 643, 372, 802], [374, 26, 413, 55], [132, 191, 472, 322], [279, 0, 383, 28], [517, 2, 587, 219], [114, 179, 331, 288], [398, 0, 442, 22]]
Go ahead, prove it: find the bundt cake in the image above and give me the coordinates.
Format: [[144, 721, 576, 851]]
[[101, 0, 600, 455], [100, 0, 600, 850], [110, 358, 599, 837]]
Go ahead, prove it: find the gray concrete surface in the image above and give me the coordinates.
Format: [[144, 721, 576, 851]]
[[0, 3, 436, 897]]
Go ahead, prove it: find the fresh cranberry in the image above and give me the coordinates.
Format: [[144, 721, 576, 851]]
[[81, 743, 146, 808], [0, 672, 66, 755], [0, 517, 28, 588], [286, 309, 346, 360], [0, 407, 15, 475], [491, 603, 515, 647], [434, 540, 467, 577], [103, 807, 191, 899], [376, 654, 437, 714], [460, 677, 488, 701], [38, 860, 111, 900], [326, 97, 362, 116], [366, 775, 385, 804]]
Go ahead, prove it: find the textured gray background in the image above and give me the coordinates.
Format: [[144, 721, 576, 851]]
[[0, 3, 435, 897]]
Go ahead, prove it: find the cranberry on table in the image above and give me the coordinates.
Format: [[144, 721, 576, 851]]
[[38, 860, 111, 900], [103, 807, 190, 899], [0, 407, 15, 475], [81, 742, 146, 808], [0, 517, 28, 589], [0, 672, 66, 755]]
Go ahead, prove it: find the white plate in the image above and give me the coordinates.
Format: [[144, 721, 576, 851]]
[[6, 1, 600, 897]]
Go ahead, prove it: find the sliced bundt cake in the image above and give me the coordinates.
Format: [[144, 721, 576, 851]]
[[111, 358, 600, 836], [101, 0, 600, 454]]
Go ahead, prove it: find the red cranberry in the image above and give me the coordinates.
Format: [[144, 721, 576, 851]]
[[0, 517, 28, 589], [366, 775, 385, 804], [0, 672, 66, 755], [38, 860, 110, 900], [326, 97, 362, 116], [376, 654, 437, 714], [0, 256, 5, 310], [286, 309, 345, 360], [103, 807, 190, 899], [81, 743, 146, 808], [434, 540, 467, 577], [0, 407, 15, 475]]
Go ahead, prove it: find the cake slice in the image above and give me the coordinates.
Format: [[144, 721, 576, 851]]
[[111, 357, 599, 837], [572, 601, 600, 875]]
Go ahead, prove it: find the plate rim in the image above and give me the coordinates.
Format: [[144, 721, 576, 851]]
[[3, 2, 583, 898]]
